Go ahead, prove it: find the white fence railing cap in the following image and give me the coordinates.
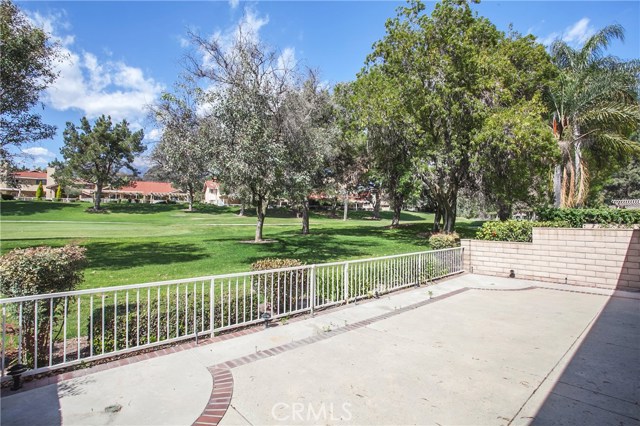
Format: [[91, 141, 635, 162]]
[[0, 247, 462, 304]]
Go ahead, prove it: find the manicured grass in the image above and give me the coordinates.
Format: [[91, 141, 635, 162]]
[[0, 201, 483, 289]]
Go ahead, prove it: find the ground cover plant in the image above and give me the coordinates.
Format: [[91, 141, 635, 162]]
[[0, 201, 482, 290]]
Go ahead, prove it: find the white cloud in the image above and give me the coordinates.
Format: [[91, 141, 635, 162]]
[[146, 128, 162, 141], [229, 0, 240, 9], [21, 147, 57, 166], [563, 18, 596, 44], [26, 10, 75, 47], [132, 155, 153, 171], [537, 17, 596, 47], [31, 9, 163, 123]]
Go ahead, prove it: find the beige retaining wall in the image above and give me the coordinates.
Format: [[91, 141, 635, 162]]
[[461, 228, 640, 291]]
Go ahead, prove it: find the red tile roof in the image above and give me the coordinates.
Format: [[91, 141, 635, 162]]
[[204, 180, 220, 190], [109, 181, 182, 195], [15, 171, 47, 179]]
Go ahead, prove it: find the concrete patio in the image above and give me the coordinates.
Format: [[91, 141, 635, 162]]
[[1, 274, 638, 426]]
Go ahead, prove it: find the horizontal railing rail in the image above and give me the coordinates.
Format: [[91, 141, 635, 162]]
[[0, 247, 463, 379]]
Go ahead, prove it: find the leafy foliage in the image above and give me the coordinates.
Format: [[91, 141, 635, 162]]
[[150, 82, 214, 211], [57, 115, 145, 210], [536, 208, 640, 228], [601, 157, 640, 203], [475, 220, 570, 242], [0, 0, 60, 165], [0, 245, 86, 366], [360, 0, 557, 232], [89, 292, 258, 354], [190, 27, 297, 241], [251, 258, 307, 314], [35, 182, 44, 200], [428, 232, 460, 250], [548, 25, 640, 207]]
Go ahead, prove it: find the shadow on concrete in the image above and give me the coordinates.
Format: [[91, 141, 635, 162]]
[[1, 382, 62, 426], [529, 291, 640, 425]]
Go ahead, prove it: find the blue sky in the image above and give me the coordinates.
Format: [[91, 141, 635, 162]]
[[15, 0, 640, 170]]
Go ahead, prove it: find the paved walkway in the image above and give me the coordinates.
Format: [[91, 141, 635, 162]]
[[1, 274, 638, 426]]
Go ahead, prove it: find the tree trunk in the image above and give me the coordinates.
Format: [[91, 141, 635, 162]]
[[433, 208, 442, 232], [553, 164, 562, 208], [497, 202, 512, 221], [574, 139, 584, 206], [94, 183, 103, 210], [441, 193, 458, 233], [301, 198, 310, 235], [255, 198, 267, 242], [238, 204, 245, 216], [390, 193, 403, 227], [372, 191, 382, 220], [187, 184, 194, 211], [342, 190, 349, 221]]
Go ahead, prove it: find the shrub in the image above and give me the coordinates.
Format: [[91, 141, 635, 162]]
[[537, 207, 640, 228], [55, 186, 63, 199], [35, 182, 44, 200], [251, 258, 307, 314], [475, 220, 569, 242], [88, 292, 258, 355], [1, 193, 14, 200], [428, 232, 460, 250], [0, 245, 86, 366]]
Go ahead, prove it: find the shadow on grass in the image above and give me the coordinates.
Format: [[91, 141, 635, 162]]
[[85, 241, 208, 270], [0, 200, 77, 216]]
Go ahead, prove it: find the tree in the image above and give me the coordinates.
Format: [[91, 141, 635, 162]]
[[473, 99, 558, 220], [55, 185, 62, 199], [0, 0, 60, 165], [601, 156, 640, 203], [282, 72, 338, 234], [548, 25, 640, 208], [150, 83, 214, 211], [58, 115, 145, 211], [346, 69, 416, 227], [35, 181, 43, 200], [364, 0, 559, 230], [190, 27, 296, 242], [365, 0, 501, 232], [471, 33, 559, 220]]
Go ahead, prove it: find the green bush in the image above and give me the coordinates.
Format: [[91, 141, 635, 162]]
[[89, 292, 258, 354], [537, 207, 640, 228], [55, 186, 63, 199], [251, 258, 307, 314], [35, 182, 44, 200], [0, 245, 86, 366], [428, 232, 460, 250], [475, 220, 569, 242]]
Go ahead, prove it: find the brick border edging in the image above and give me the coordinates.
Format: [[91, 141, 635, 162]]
[[193, 367, 234, 426], [191, 287, 471, 426]]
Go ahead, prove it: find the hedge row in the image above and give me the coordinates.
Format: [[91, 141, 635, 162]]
[[536, 208, 640, 228], [475, 220, 570, 242]]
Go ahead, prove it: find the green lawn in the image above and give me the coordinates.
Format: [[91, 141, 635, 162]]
[[0, 201, 483, 290]]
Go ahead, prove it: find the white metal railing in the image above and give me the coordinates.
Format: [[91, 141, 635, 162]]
[[0, 247, 463, 379]]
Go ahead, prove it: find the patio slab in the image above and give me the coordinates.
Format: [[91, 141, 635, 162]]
[[1, 274, 638, 426]]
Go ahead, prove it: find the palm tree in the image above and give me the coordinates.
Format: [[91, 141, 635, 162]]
[[549, 25, 640, 208]]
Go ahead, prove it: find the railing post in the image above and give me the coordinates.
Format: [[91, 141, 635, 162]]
[[417, 253, 423, 287], [343, 262, 349, 304], [310, 265, 316, 316], [209, 278, 215, 338]]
